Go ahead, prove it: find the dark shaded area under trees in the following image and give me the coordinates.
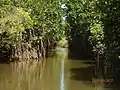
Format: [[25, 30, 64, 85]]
[[63, 0, 120, 83]]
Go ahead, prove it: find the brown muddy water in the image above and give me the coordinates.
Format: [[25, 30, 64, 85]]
[[0, 47, 119, 90]]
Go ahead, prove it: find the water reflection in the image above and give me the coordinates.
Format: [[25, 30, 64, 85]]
[[0, 60, 45, 90], [60, 53, 65, 90], [0, 47, 119, 90]]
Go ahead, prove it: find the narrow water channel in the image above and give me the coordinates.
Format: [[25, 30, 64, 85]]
[[0, 47, 119, 90]]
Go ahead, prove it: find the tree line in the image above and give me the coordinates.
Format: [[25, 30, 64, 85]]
[[63, 0, 120, 79], [0, 0, 66, 62]]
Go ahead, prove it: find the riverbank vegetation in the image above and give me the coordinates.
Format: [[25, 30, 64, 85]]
[[63, 0, 120, 80], [57, 38, 68, 48], [0, 0, 66, 62]]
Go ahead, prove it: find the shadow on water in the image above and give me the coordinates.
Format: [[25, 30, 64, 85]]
[[69, 59, 120, 90], [56, 46, 120, 90], [70, 66, 94, 82]]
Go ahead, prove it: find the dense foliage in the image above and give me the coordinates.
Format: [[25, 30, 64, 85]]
[[62, 0, 120, 78], [0, 0, 66, 61]]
